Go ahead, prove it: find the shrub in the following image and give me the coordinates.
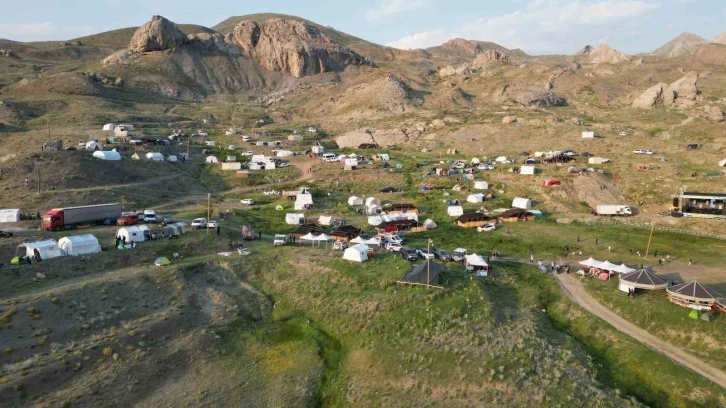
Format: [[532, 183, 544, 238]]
[[102, 347, 113, 356]]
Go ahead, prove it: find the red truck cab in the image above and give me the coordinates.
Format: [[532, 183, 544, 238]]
[[116, 214, 138, 226], [40, 209, 64, 231]]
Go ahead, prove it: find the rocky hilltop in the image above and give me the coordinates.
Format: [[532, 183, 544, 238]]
[[651, 32, 707, 58], [587, 45, 631, 64]]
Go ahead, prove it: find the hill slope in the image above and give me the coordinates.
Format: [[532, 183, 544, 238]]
[[651, 32, 708, 58]]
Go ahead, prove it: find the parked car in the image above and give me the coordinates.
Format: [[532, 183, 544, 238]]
[[385, 242, 402, 252], [207, 220, 219, 229], [379, 186, 403, 193], [191, 218, 207, 229], [241, 136, 251, 142], [416, 248, 435, 260], [477, 163, 495, 170], [116, 215, 138, 226], [400, 248, 418, 261], [633, 149, 645, 154], [452, 161, 465, 169], [65, 146, 77, 151], [273, 234, 289, 246], [563, 150, 577, 156], [619, 131, 628, 136], [333, 241, 349, 250], [643, 150, 654, 155], [143, 210, 157, 223], [383, 234, 404, 244], [162, 214, 173, 223], [433, 249, 452, 262], [477, 222, 496, 232], [240, 199, 254, 205], [580, 152, 594, 158], [278, 162, 290, 168]]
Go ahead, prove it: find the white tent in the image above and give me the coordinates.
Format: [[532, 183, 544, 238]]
[[365, 237, 382, 247], [467, 193, 485, 203], [423, 219, 437, 229], [116, 225, 149, 243], [276, 150, 294, 157], [58, 234, 101, 256], [0, 208, 21, 223], [314, 234, 332, 245], [102, 124, 116, 131], [582, 131, 595, 139], [447, 206, 464, 217], [365, 197, 381, 208], [167, 155, 178, 162], [495, 156, 508, 163], [300, 232, 317, 243], [613, 263, 637, 274], [285, 213, 305, 225], [588, 157, 611, 164], [205, 155, 219, 164], [85, 141, 101, 151], [512, 197, 532, 209], [318, 215, 333, 226], [295, 193, 314, 210], [471, 157, 481, 165], [343, 244, 369, 263], [146, 152, 164, 161], [719, 158, 726, 167], [579, 258, 604, 268], [365, 205, 382, 215], [350, 236, 366, 244], [92, 150, 121, 161], [348, 196, 363, 206], [465, 253, 489, 277], [520, 165, 536, 175], [474, 181, 489, 190], [19, 239, 63, 260], [598, 261, 620, 271]]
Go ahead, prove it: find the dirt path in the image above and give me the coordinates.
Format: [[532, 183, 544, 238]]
[[49, 174, 183, 194], [221, 158, 316, 196], [554, 272, 726, 390]]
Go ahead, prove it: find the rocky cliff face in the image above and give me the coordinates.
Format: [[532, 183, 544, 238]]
[[575, 45, 594, 56], [651, 32, 707, 58], [231, 18, 368, 78], [496, 82, 566, 108], [588, 45, 631, 64], [128, 15, 188, 52], [632, 71, 699, 109], [440, 38, 482, 55]]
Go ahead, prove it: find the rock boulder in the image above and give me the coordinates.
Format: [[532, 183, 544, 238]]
[[632, 82, 673, 109], [497, 82, 566, 108], [588, 45, 631, 64], [128, 15, 188, 53], [0, 49, 19, 59]]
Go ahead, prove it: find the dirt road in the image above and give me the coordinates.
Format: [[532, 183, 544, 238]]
[[555, 273, 726, 390]]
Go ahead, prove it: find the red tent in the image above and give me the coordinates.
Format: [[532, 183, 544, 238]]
[[542, 179, 561, 186]]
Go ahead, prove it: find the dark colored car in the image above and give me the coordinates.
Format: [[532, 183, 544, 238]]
[[65, 146, 77, 151], [415, 161, 431, 168], [433, 249, 452, 262], [358, 143, 378, 149], [379, 186, 404, 193], [400, 248, 418, 261], [580, 152, 594, 158], [0, 230, 13, 238], [520, 151, 530, 156]]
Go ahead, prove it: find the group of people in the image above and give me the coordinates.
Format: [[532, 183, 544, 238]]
[[115, 236, 136, 249]]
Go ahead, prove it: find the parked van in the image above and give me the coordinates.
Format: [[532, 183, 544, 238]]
[[322, 153, 338, 162], [143, 210, 157, 223]]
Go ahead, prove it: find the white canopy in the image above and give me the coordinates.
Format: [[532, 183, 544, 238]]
[[447, 206, 464, 217], [349, 236, 366, 244], [613, 263, 637, 274], [598, 261, 620, 271], [102, 123, 115, 131], [58, 234, 101, 256], [92, 150, 121, 161], [167, 155, 178, 162], [19, 239, 64, 260], [365, 237, 382, 246], [314, 233, 332, 241], [465, 253, 489, 267], [348, 196, 363, 206], [467, 193, 485, 203], [300, 233, 317, 241], [579, 258, 604, 268], [343, 244, 369, 262], [495, 156, 508, 163], [367, 215, 383, 226], [471, 157, 481, 164], [474, 181, 488, 190], [0, 208, 21, 223]]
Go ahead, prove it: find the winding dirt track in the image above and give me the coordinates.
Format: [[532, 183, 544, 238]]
[[554, 273, 726, 390]]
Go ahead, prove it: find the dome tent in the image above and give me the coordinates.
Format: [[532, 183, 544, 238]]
[[154, 257, 171, 266], [343, 244, 369, 263], [92, 150, 121, 161], [58, 234, 101, 256]]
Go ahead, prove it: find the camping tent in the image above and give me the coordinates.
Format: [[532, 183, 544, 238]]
[[58, 234, 101, 256], [579, 258, 604, 268], [0, 208, 21, 223], [92, 150, 121, 161], [719, 158, 726, 167], [171, 222, 186, 234], [146, 152, 164, 161], [618, 269, 668, 292], [348, 196, 363, 206], [467, 193, 485, 203], [465, 254, 489, 277], [582, 131, 594, 139], [447, 206, 464, 217], [423, 219, 437, 229], [295, 193, 314, 210], [365, 197, 381, 208], [495, 156, 508, 163], [285, 213, 305, 225], [588, 157, 611, 164], [542, 179, 560, 187], [205, 155, 219, 164], [343, 244, 369, 263], [474, 181, 489, 190], [161, 224, 183, 238], [400, 261, 443, 286], [349, 236, 366, 244], [287, 134, 303, 141], [167, 155, 178, 162], [318, 215, 333, 226], [689, 309, 701, 320], [154, 257, 170, 266], [116, 225, 149, 243], [520, 165, 536, 175], [18, 239, 64, 260], [613, 263, 636, 274], [471, 157, 481, 165], [512, 197, 532, 209], [102, 124, 116, 131], [85, 141, 101, 151]]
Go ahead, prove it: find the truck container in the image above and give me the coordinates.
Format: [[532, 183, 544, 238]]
[[41, 203, 122, 231], [282, 187, 310, 200], [595, 204, 633, 216]]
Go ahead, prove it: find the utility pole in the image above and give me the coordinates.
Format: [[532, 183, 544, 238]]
[[186, 136, 190, 160], [427, 239, 433, 288], [645, 222, 655, 258], [207, 193, 211, 235]]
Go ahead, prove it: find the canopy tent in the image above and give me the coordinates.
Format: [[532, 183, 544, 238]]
[[598, 261, 620, 271], [285, 213, 305, 225], [365, 237, 382, 247], [423, 219, 437, 229], [667, 281, 724, 304], [58, 234, 101, 256], [612, 263, 636, 274], [92, 150, 121, 161], [0, 208, 21, 223], [300, 232, 317, 242], [579, 258, 604, 268], [467, 193, 485, 203], [205, 155, 219, 164], [348, 196, 363, 206], [343, 244, 369, 262], [400, 262, 443, 286], [85, 141, 101, 151], [474, 181, 489, 190], [447, 206, 464, 217], [618, 269, 668, 292], [465, 253, 489, 276], [349, 236, 366, 244], [18, 239, 64, 260], [154, 257, 170, 266], [116, 225, 149, 244], [314, 233, 332, 241]]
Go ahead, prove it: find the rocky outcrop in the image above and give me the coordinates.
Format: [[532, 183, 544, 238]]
[[502, 115, 517, 124], [187, 32, 241, 55], [496, 82, 566, 108], [440, 38, 482, 55], [128, 15, 188, 52], [576, 45, 594, 56], [700, 105, 725, 122], [632, 72, 698, 109], [337, 73, 417, 114], [650, 32, 707, 58], [232, 19, 368, 78], [102, 49, 137, 66], [588, 45, 631, 64], [480, 49, 508, 63], [438, 50, 509, 77], [335, 128, 409, 148], [714, 31, 726, 45], [0, 49, 19, 59]]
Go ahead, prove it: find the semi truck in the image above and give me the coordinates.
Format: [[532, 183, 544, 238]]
[[594, 204, 633, 216], [41, 203, 122, 231]]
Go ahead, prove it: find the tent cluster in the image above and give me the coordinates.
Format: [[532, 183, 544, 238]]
[[13, 235, 101, 264], [578, 258, 637, 280]]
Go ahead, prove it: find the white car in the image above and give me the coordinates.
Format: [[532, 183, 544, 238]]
[[228, 145, 236, 151], [385, 242, 402, 252], [241, 136, 251, 142], [477, 163, 495, 170], [324, 156, 339, 163], [240, 199, 254, 205], [643, 150, 654, 155], [452, 162, 465, 169], [633, 149, 646, 155], [191, 218, 207, 229], [383, 234, 404, 244], [619, 131, 628, 136], [143, 210, 157, 223], [241, 151, 254, 156], [416, 248, 435, 260], [207, 220, 219, 228], [278, 162, 290, 168], [477, 223, 496, 232]]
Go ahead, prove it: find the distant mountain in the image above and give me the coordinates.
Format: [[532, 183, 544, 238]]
[[714, 31, 726, 45], [588, 45, 631, 64], [651, 32, 708, 58], [425, 38, 529, 64]]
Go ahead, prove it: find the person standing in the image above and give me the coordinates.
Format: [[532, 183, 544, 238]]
[[689, 258, 692, 266], [216, 225, 221, 236], [530, 254, 534, 263]]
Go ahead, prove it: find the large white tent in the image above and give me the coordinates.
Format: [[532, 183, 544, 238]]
[[18, 239, 64, 260], [423, 219, 437, 229], [85, 141, 101, 151], [467, 193, 485, 203], [520, 165, 536, 175], [349, 236, 366, 244], [512, 197, 532, 209], [447, 206, 464, 217], [0, 208, 21, 223], [58, 234, 101, 256], [116, 225, 149, 243], [92, 150, 121, 161], [295, 193, 314, 210], [146, 152, 164, 161], [613, 263, 636, 274], [365, 237, 382, 247], [102, 123, 116, 131], [206, 155, 219, 164], [474, 181, 489, 190], [365, 197, 381, 208], [348, 196, 363, 206], [598, 261, 620, 271], [579, 258, 604, 268], [318, 215, 333, 226], [285, 213, 305, 225], [343, 244, 369, 263], [465, 254, 489, 277]]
